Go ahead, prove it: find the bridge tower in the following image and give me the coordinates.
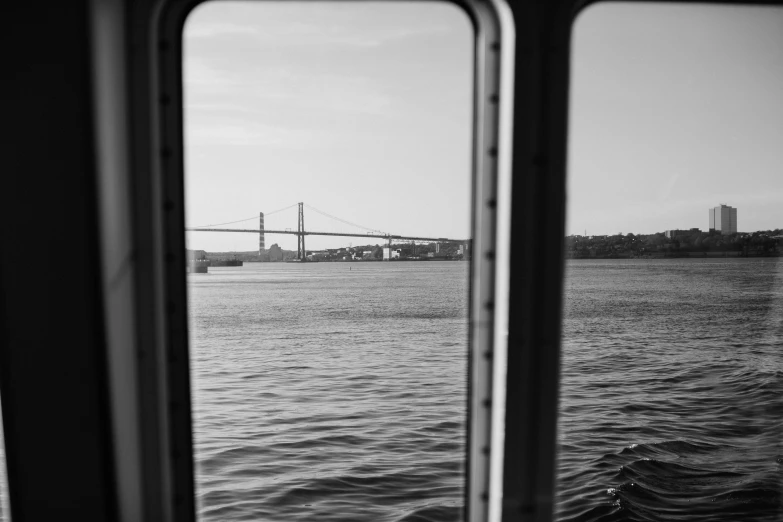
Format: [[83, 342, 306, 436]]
[[297, 202, 306, 260], [258, 212, 265, 256]]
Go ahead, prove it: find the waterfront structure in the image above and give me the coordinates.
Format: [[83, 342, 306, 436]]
[[268, 243, 283, 262], [185, 249, 209, 273], [665, 228, 700, 239], [383, 248, 401, 260], [709, 204, 738, 235]]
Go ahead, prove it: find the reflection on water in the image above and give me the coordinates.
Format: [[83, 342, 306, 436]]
[[188, 262, 469, 522], [557, 258, 783, 522]]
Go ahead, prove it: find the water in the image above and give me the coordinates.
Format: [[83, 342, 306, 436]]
[[188, 258, 783, 522], [188, 261, 469, 522], [557, 258, 783, 522]]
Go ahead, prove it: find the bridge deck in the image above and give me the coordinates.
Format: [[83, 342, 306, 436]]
[[186, 227, 469, 243]]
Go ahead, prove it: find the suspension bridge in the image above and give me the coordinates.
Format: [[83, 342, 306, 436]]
[[186, 202, 470, 261]]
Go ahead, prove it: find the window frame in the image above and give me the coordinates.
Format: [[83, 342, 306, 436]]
[[35, 0, 779, 521], [5, 0, 783, 520], [138, 0, 514, 521]]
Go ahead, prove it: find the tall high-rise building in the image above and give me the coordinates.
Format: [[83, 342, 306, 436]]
[[708, 204, 737, 235]]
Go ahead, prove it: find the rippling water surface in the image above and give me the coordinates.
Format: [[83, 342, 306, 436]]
[[188, 262, 469, 522], [557, 258, 783, 522], [189, 258, 782, 522]]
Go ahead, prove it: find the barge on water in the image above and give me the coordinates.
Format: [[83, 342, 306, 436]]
[[210, 259, 243, 267], [186, 249, 210, 273]]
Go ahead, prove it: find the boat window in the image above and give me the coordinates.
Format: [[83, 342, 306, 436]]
[[560, 3, 783, 520], [182, 2, 478, 520]]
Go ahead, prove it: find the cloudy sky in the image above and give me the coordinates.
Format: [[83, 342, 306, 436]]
[[183, 2, 473, 251], [184, 2, 782, 252]]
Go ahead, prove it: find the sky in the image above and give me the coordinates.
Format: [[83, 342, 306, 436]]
[[569, 3, 783, 236], [183, 2, 474, 251], [184, 2, 782, 252]]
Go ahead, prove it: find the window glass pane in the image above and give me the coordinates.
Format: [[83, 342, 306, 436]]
[[560, 4, 783, 521], [183, 3, 474, 520]]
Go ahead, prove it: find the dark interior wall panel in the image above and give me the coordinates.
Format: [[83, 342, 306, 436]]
[[1, 1, 117, 520], [501, 2, 574, 520]]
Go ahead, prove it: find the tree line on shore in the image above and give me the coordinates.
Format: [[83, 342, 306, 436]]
[[195, 229, 782, 262], [566, 229, 782, 258]]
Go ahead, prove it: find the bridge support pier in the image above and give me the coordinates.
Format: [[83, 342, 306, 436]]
[[259, 212, 265, 256], [297, 202, 306, 260]]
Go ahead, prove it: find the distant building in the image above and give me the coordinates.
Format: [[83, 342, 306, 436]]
[[307, 251, 327, 261], [664, 229, 697, 238], [709, 204, 738, 235], [268, 243, 283, 262], [382, 248, 400, 260]]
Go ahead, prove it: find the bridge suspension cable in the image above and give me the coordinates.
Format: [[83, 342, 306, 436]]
[[263, 203, 299, 217], [304, 204, 386, 235], [189, 215, 257, 228], [188, 203, 298, 228], [186, 202, 469, 243]]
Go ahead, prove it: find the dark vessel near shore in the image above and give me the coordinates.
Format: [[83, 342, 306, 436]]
[[187, 249, 210, 273], [210, 259, 243, 267]]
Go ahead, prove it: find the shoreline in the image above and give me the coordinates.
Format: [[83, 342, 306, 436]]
[[566, 252, 781, 260]]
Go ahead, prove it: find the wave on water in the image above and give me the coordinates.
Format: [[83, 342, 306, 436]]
[[557, 259, 783, 522], [189, 263, 469, 521], [560, 440, 782, 522], [188, 258, 782, 521]]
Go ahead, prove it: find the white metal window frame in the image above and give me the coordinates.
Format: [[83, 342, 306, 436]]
[[100, 0, 516, 521]]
